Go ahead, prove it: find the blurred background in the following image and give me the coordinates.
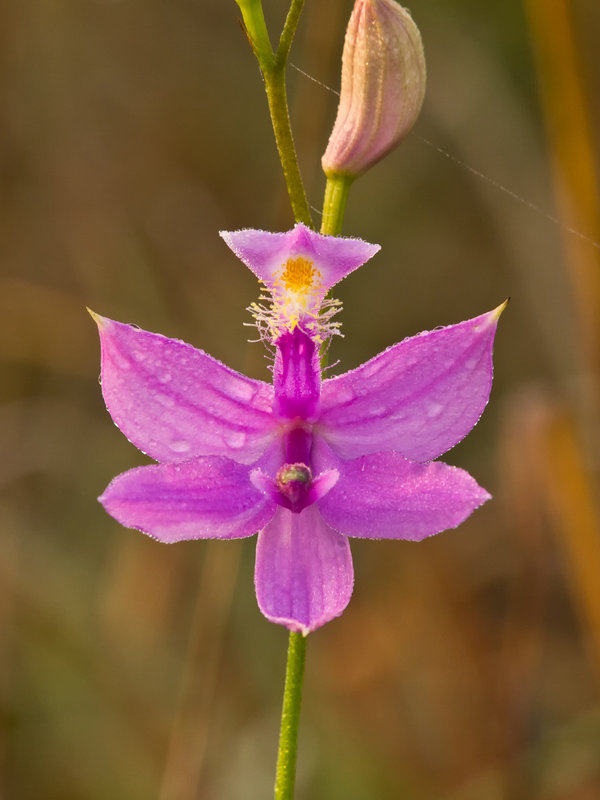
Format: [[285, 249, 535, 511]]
[[1, 0, 599, 797]]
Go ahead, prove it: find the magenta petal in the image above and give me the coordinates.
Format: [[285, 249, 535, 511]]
[[220, 224, 380, 292], [100, 458, 276, 542], [255, 505, 354, 634], [314, 444, 490, 541], [319, 305, 504, 461], [94, 315, 277, 464]]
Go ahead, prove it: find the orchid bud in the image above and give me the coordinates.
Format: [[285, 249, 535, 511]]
[[322, 0, 426, 178]]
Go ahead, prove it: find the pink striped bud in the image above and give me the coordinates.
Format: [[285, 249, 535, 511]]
[[322, 0, 426, 178]]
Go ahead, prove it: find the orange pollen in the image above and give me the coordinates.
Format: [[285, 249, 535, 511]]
[[277, 257, 321, 294]]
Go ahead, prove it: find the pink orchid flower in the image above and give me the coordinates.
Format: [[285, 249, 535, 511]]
[[93, 224, 503, 634]]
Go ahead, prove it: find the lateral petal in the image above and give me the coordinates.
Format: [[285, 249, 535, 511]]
[[318, 305, 504, 462], [93, 314, 278, 464], [314, 444, 490, 541], [254, 505, 354, 634], [99, 457, 276, 543]]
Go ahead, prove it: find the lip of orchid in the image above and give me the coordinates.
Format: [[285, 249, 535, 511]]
[[221, 223, 380, 345], [94, 225, 503, 634]]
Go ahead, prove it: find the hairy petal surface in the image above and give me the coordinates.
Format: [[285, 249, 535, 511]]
[[100, 458, 276, 543], [318, 305, 504, 462], [255, 505, 354, 634], [94, 315, 277, 464], [220, 224, 380, 292], [314, 440, 490, 541]]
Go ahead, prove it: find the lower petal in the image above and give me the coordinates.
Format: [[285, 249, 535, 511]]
[[100, 458, 276, 542], [255, 505, 354, 634], [316, 446, 490, 541]]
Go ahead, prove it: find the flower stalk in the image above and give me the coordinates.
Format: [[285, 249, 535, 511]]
[[236, 0, 313, 228], [236, 0, 274, 69], [320, 174, 354, 236], [264, 69, 313, 227], [274, 632, 307, 800]]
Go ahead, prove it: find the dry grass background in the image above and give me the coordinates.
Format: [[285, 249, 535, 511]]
[[1, 0, 600, 798]]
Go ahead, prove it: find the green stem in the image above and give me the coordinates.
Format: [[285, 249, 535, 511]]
[[236, 0, 312, 226], [320, 173, 354, 236], [264, 68, 313, 227], [276, 0, 306, 65], [274, 631, 307, 800], [235, 0, 275, 69]]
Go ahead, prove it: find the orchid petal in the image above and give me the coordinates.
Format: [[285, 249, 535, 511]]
[[100, 457, 276, 543], [314, 442, 490, 541], [220, 224, 379, 292], [93, 314, 278, 464], [318, 305, 504, 462], [255, 505, 354, 634]]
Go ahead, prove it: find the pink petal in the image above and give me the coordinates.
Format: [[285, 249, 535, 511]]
[[313, 441, 490, 541], [254, 505, 354, 634], [318, 305, 504, 462], [93, 314, 278, 464], [220, 224, 379, 292], [100, 457, 276, 543]]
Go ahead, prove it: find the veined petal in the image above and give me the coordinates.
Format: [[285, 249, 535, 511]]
[[318, 304, 504, 462], [220, 224, 380, 293], [314, 443, 490, 541], [255, 505, 354, 634], [322, 0, 426, 177], [93, 314, 278, 464], [100, 457, 276, 543]]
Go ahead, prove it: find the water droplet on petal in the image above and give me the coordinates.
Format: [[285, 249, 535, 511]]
[[223, 430, 246, 449], [156, 393, 175, 408], [169, 439, 191, 454], [426, 401, 443, 418], [332, 384, 355, 404], [227, 381, 255, 402]]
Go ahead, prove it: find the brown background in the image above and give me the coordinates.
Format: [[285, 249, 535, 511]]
[[1, 0, 600, 797]]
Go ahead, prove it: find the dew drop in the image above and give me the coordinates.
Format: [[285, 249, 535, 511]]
[[110, 349, 132, 370], [227, 380, 255, 402], [363, 361, 384, 379], [223, 430, 246, 449], [332, 384, 355, 404], [156, 393, 175, 408], [169, 439, 191, 454], [426, 401, 444, 418]]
